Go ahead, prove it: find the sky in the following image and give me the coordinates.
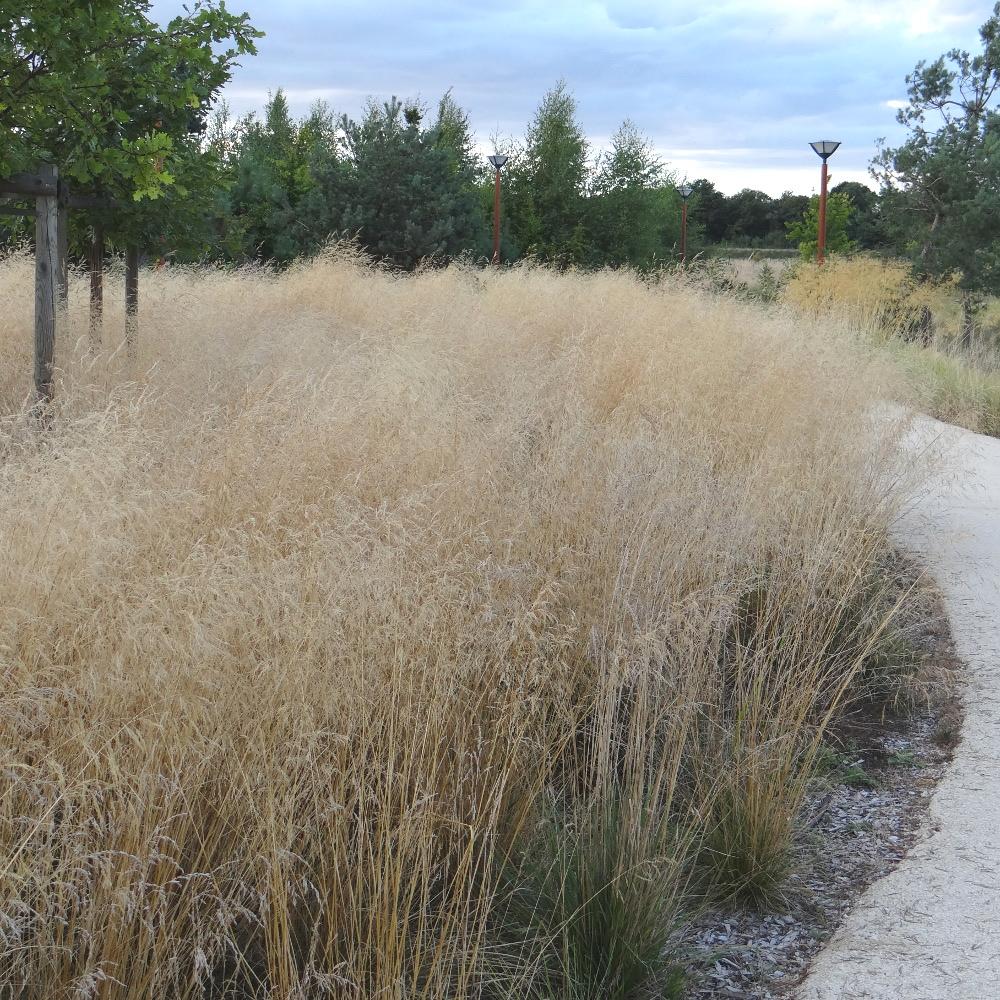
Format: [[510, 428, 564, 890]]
[[151, 0, 989, 196]]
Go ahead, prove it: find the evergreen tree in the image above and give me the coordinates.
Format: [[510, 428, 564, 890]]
[[315, 97, 486, 269], [874, 2, 1000, 337], [222, 91, 335, 262], [435, 89, 477, 172]]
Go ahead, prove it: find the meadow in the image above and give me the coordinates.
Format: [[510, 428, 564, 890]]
[[0, 249, 919, 998]]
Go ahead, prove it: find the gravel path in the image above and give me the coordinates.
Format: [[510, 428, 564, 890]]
[[798, 415, 1000, 1000]]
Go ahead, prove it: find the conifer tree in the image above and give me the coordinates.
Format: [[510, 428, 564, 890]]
[[875, 2, 1000, 338]]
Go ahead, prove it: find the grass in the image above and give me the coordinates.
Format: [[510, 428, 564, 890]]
[[893, 341, 1000, 438], [0, 246, 918, 997], [783, 255, 1000, 438]]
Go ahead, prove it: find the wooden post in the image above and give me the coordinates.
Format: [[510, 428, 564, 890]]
[[89, 224, 104, 350], [125, 245, 139, 360], [56, 178, 69, 311], [34, 165, 59, 401]]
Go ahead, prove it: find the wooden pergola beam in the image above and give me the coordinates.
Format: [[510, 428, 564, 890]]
[[68, 194, 120, 210], [0, 172, 57, 198], [1, 165, 140, 403]]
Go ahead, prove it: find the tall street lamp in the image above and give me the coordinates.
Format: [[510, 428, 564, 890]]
[[488, 154, 508, 265], [679, 182, 693, 264], [809, 140, 840, 265]]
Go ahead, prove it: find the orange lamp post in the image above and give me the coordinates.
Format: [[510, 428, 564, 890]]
[[679, 182, 693, 264], [809, 140, 840, 265]]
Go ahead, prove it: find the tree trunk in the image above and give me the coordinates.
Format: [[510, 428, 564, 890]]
[[125, 246, 139, 361], [35, 165, 59, 402], [89, 225, 104, 352]]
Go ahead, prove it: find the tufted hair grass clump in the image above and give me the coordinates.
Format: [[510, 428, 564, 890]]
[[0, 247, 912, 998]]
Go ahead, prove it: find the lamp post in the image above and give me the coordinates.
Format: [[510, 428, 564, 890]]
[[679, 182, 693, 264], [809, 140, 840, 265], [487, 154, 508, 265]]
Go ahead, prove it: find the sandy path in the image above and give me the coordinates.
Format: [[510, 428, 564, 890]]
[[798, 416, 1000, 999]]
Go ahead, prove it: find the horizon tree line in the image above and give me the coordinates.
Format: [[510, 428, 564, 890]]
[[195, 80, 888, 270]]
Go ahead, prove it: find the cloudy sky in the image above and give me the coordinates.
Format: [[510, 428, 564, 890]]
[[152, 0, 988, 195]]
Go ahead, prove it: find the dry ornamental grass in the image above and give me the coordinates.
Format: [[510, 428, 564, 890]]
[[0, 248, 915, 999], [783, 255, 1000, 438]]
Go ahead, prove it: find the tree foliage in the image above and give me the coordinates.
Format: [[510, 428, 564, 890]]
[[831, 181, 887, 249], [786, 192, 857, 260], [873, 2, 1000, 300], [314, 98, 487, 270], [0, 0, 259, 200], [217, 91, 334, 262], [589, 120, 679, 269], [684, 181, 815, 249], [508, 80, 590, 264], [2, 43, 904, 272]]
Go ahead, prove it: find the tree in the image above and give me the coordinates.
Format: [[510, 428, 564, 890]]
[[724, 189, 773, 244], [830, 181, 887, 249], [786, 192, 857, 260], [688, 179, 731, 243], [874, 2, 1000, 338], [589, 120, 678, 269], [767, 192, 810, 247], [435, 89, 477, 174], [220, 91, 336, 262], [510, 80, 589, 264], [313, 97, 486, 269], [0, 1, 259, 200]]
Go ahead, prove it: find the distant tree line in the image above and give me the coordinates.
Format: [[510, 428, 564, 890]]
[[194, 81, 890, 270], [201, 81, 684, 269]]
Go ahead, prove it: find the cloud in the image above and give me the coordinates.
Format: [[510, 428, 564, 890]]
[[149, 0, 985, 194], [700, 0, 979, 39]]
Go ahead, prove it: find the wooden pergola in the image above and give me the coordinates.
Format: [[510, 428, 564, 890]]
[[0, 164, 138, 402]]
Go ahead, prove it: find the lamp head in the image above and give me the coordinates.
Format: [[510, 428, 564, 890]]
[[679, 182, 693, 200], [809, 140, 841, 161], [488, 154, 509, 171]]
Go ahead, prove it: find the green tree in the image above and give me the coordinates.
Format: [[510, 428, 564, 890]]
[[689, 179, 731, 244], [786, 191, 857, 260], [873, 1, 1000, 339], [435, 89, 477, 173], [509, 80, 589, 264], [831, 181, 887, 249], [724, 189, 773, 244], [314, 97, 486, 269], [0, 1, 259, 199], [767, 192, 810, 247], [589, 119, 679, 269], [220, 91, 335, 262]]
